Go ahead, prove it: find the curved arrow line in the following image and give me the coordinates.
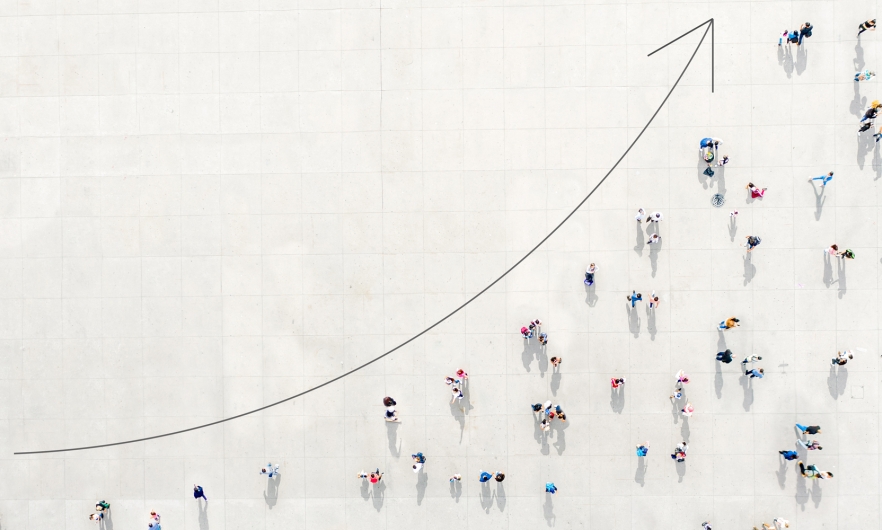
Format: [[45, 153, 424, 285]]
[[16, 19, 714, 455]]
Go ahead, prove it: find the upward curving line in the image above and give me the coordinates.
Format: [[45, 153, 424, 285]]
[[16, 19, 714, 455]]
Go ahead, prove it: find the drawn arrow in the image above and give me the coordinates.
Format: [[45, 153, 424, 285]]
[[16, 18, 716, 455]]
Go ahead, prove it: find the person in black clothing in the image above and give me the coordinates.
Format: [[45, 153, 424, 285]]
[[858, 19, 876, 36], [862, 106, 879, 122], [796, 424, 822, 435], [716, 349, 734, 363], [193, 484, 207, 501], [798, 22, 813, 45], [859, 120, 874, 135]]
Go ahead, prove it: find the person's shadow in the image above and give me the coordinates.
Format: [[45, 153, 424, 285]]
[[646, 305, 657, 341], [828, 364, 848, 398], [822, 252, 833, 287], [728, 215, 737, 241], [584, 282, 598, 307], [777, 42, 794, 77], [449, 478, 462, 502], [496, 482, 507, 512], [854, 41, 865, 71], [837, 258, 847, 298], [852, 73, 868, 119], [743, 254, 756, 285], [676, 460, 686, 483], [627, 303, 641, 337], [810, 181, 827, 220], [648, 234, 661, 277], [550, 367, 561, 396], [858, 126, 873, 169], [740, 372, 754, 411], [635, 457, 646, 486], [387, 422, 401, 456], [552, 420, 568, 455], [522, 340, 542, 372], [795, 469, 809, 510], [697, 156, 711, 189], [634, 221, 645, 256], [479, 482, 493, 512], [811, 480, 823, 507], [372, 481, 386, 511], [198, 500, 209, 530], [874, 140, 882, 180], [681, 416, 691, 443], [104, 510, 114, 530], [610, 385, 625, 414], [795, 42, 808, 74], [714, 359, 724, 398], [416, 471, 428, 505], [263, 474, 281, 509], [776, 457, 788, 489], [543, 495, 555, 527]]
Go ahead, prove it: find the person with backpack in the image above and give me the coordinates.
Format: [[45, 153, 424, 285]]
[[95, 500, 110, 512], [856, 69, 875, 81], [744, 235, 762, 252], [716, 349, 734, 363], [839, 248, 855, 260]]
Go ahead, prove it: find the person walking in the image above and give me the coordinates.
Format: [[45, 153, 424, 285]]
[[529, 319, 543, 333], [798, 22, 813, 45], [384, 406, 400, 422], [646, 211, 663, 223], [148, 522, 161, 530], [545, 482, 557, 494], [671, 442, 688, 462], [610, 377, 626, 388], [746, 367, 764, 379], [521, 326, 533, 339], [193, 484, 207, 501], [717, 155, 730, 167], [809, 171, 833, 187], [540, 418, 551, 432], [494, 472, 506, 482], [627, 291, 643, 307], [647, 233, 661, 245], [636, 442, 650, 456], [779, 450, 799, 460], [716, 349, 734, 363], [456, 369, 468, 381], [861, 106, 879, 122], [741, 355, 762, 365], [479, 471, 493, 483], [260, 463, 280, 477], [798, 461, 820, 478], [676, 369, 690, 385], [538, 332, 548, 346], [584, 263, 597, 286], [858, 19, 876, 36], [681, 402, 694, 417], [550, 356, 562, 368], [88, 512, 104, 524], [95, 500, 110, 513], [774, 518, 790, 529], [450, 386, 463, 403], [670, 388, 683, 401], [796, 424, 822, 435], [702, 522, 713, 530], [824, 244, 840, 257], [856, 69, 875, 81], [369, 470, 383, 483], [531, 403, 543, 413], [412, 452, 426, 472], [838, 248, 856, 260], [648, 291, 660, 310], [449, 474, 462, 482], [383, 396, 396, 407], [797, 439, 822, 451], [718, 317, 740, 330], [746, 182, 767, 199], [635, 208, 646, 222], [149, 511, 160, 524], [744, 235, 761, 253], [832, 350, 854, 365], [874, 126, 882, 142]]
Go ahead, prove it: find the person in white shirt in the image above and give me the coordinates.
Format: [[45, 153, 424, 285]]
[[773, 518, 790, 529], [260, 463, 280, 477], [635, 208, 646, 222], [645, 211, 663, 223]]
